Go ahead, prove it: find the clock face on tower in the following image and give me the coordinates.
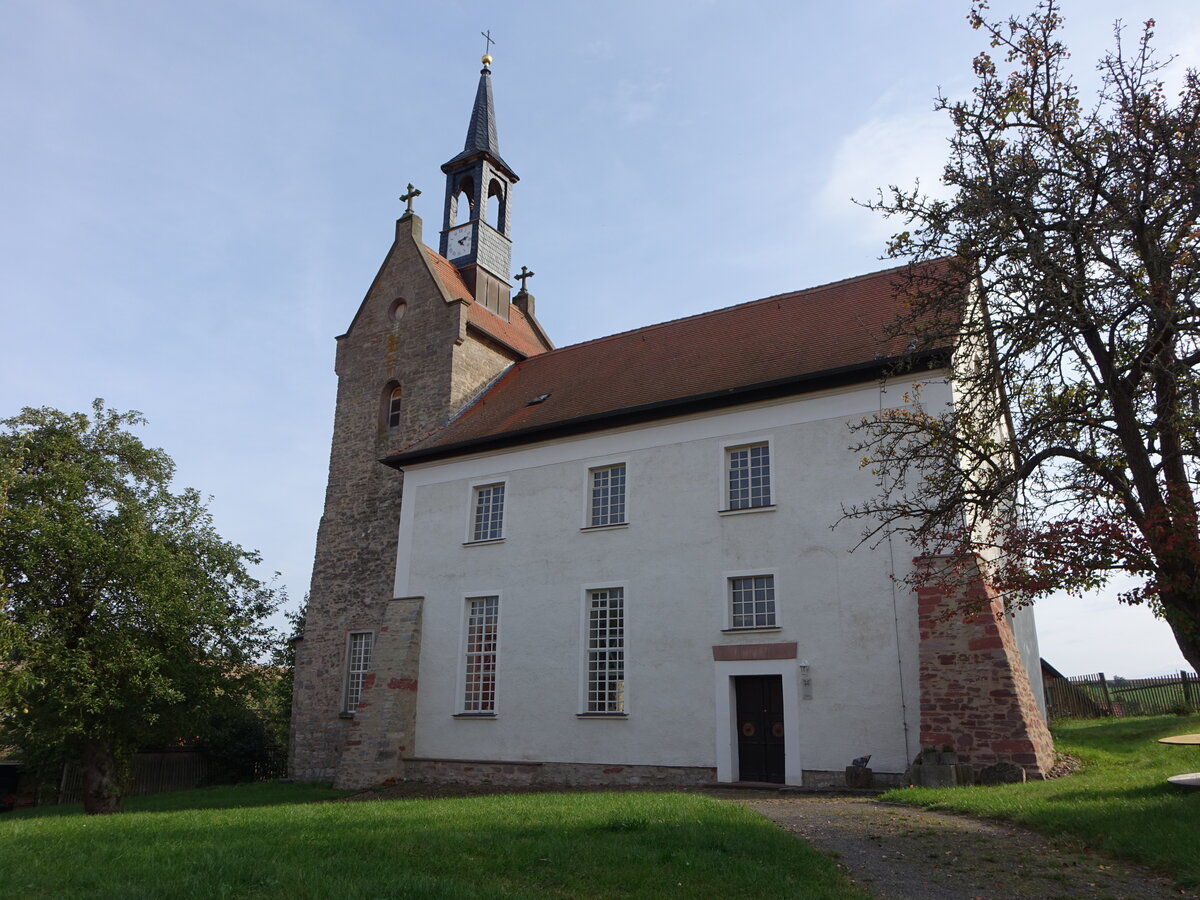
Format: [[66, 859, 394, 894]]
[[447, 225, 473, 259]]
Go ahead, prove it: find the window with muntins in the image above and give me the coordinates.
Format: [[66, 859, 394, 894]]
[[727, 443, 771, 509], [586, 588, 625, 713], [730, 575, 776, 629], [387, 386, 403, 429], [344, 631, 374, 713], [589, 464, 627, 527], [471, 483, 505, 541], [463, 596, 499, 712]]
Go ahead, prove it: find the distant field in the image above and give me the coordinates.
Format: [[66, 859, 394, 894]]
[[0, 786, 863, 899], [884, 713, 1200, 888]]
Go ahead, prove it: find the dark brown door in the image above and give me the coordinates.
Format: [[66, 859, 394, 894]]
[[735, 675, 785, 783]]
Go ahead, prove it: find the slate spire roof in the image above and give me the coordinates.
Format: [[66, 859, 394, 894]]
[[442, 62, 516, 179]]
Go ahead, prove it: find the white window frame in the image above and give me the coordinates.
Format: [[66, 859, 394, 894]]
[[722, 439, 774, 512], [724, 571, 780, 631], [458, 594, 501, 714], [579, 585, 628, 715], [386, 385, 403, 429], [585, 461, 628, 528], [467, 480, 507, 543], [343, 630, 374, 715]]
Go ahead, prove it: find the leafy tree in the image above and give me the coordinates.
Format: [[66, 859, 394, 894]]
[[0, 401, 280, 813], [197, 599, 305, 786], [268, 595, 306, 725], [848, 2, 1200, 671]]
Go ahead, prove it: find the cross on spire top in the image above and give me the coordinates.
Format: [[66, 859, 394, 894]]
[[481, 29, 495, 67], [399, 183, 421, 215]]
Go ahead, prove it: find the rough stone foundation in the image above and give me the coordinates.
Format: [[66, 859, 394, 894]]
[[399, 758, 718, 788], [799, 769, 906, 790], [360, 760, 907, 791]]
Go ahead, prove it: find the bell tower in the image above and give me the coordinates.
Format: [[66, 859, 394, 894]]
[[290, 46, 552, 786], [439, 51, 517, 318]]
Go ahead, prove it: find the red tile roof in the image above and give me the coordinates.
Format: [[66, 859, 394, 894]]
[[389, 260, 958, 465], [467, 302, 549, 358], [423, 247, 551, 359], [423, 247, 472, 299]]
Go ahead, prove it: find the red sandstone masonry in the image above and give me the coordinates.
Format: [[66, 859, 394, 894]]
[[334, 597, 425, 790], [916, 556, 1055, 778], [711, 642, 798, 661]]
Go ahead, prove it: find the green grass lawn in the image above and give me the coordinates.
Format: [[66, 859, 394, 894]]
[[0, 787, 863, 899], [883, 713, 1200, 886]]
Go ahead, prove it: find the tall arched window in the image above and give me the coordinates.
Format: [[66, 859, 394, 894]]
[[384, 384, 403, 429]]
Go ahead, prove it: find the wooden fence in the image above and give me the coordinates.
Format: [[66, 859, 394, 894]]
[[57, 745, 287, 805], [59, 749, 208, 805], [1044, 670, 1198, 720]]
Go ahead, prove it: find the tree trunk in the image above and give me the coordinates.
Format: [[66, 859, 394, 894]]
[[1160, 585, 1200, 677], [79, 741, 128, 815], [1168, 623, 1200, 679]]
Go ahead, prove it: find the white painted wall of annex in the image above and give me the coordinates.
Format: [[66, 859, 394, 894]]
[[393, 375, 953, 780]]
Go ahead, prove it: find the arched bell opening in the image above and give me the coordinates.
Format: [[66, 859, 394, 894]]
[[487, 178, 506, 232]]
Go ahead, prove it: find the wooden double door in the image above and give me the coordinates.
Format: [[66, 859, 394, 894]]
[[735, 675, 785, 783]]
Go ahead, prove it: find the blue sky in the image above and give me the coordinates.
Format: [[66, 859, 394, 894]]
[[3, 0, 1197, 677]]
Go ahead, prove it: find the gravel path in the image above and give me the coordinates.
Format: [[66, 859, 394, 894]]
[[341, 783, 1192, 898], [738, 794, 1193, 900]]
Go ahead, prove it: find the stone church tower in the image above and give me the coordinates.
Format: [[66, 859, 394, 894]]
[[290, 55, 552, 781]]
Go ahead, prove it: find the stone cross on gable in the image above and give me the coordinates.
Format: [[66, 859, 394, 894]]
[[515, 266, 535, 292], [399, 183, 421, 215]]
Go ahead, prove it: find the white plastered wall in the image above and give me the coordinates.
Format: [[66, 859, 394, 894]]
[[393, 376, 954, 780]]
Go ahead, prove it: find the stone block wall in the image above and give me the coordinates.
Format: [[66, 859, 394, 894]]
[[290, 213, 522, 781], [451, 328, 522, 410], [333, 597, 424, 789], [916, 556, 1055, 777]]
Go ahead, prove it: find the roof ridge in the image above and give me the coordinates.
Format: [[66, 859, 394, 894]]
[[386, 258, 959, 464], [538, 260, 917, 357]]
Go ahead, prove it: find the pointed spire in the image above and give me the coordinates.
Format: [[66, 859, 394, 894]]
[[463, 62, 500, 157], [442, 56, 516, 179]]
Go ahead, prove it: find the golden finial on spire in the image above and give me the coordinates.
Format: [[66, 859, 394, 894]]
[[481, 29, 495, 68]]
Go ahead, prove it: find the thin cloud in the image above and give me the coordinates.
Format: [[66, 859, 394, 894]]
[[816, 107, 954, 246], [613, 78, 664, 126]]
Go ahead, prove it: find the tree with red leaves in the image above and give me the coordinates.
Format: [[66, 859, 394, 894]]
[[847, 2, 1200, 672]]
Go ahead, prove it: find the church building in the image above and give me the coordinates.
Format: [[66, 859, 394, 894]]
[[289, 55, 1054, 790]]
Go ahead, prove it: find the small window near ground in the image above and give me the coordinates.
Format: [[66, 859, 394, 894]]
[[730, 575, 776, 629], [344, 631, 374, 714], [589, 464, 627, 527]]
